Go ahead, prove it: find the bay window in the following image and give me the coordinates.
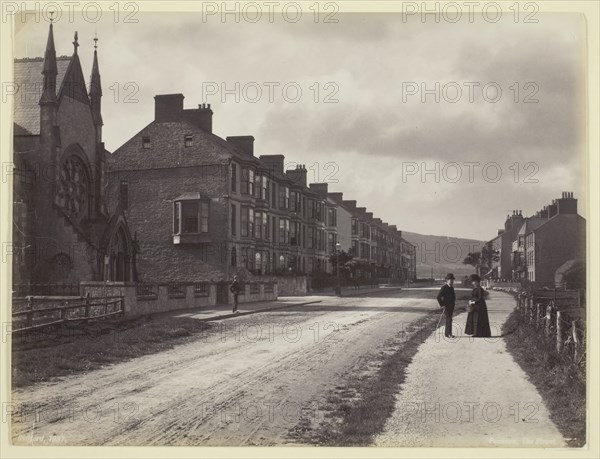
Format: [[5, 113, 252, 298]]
[[242, 167, 255, 195], [255, 211, 269, 240], [279, 186, 289, 209], [173, 198, 209, 234], [241, 207, 254, 237], [231, 163, 237, 192], [279, 218, 290, 244]]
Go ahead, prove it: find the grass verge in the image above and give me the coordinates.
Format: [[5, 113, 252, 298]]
[[12, 315, 213, 389], [502, 309, 586, 447]]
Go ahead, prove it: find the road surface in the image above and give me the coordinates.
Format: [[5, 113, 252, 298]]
[[11, 289, 563, 447], [11, 288, 440, 446]]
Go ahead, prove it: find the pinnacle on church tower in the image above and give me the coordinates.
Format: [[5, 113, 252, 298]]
[[90, 34, 103, 128], [39, 15, 57, 104]]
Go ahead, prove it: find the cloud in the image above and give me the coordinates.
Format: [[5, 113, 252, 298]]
[[13, 12, 586, 239]]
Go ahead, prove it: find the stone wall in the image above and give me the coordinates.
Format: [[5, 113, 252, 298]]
[[81, 280, 277, 317], [274, 276, 307, 296]]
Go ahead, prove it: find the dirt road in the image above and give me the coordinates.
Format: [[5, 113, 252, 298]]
[[11, 289, 442, 446]]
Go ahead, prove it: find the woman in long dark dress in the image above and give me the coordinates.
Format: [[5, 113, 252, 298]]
[[464, 274, 492, 337]]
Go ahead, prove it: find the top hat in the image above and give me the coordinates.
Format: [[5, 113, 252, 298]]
[[470, 274, 481, 282], [445, 273, 455, 280]]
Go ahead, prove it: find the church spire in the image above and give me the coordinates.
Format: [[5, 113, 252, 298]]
[[90, 34, 103, 129], [40, 19, 57, 104]]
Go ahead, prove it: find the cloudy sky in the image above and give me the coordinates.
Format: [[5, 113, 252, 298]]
[[13, 9, 587, 240]]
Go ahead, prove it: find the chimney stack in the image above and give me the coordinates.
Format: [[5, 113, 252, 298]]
[[328, 192, 344, 204], [154, 94, 213, 132], [259, 155, 285, 176], [226, 136, 254, 156], [557, 191, 577, 215], [343, 200, 357, 211], [183, 102, 212, 132], [309, 183, 328, 197], [154, 93, 184, 122], [285, 164, 307, 186]]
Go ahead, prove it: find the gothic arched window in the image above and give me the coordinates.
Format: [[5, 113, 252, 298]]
[[57, 155, 90, 221], [109, 227, 130, 282]]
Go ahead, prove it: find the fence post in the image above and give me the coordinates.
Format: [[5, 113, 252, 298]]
[[85, 293, 91, 320], [545, 305, 552, 336], [536, 303, 542, 327], [556, 311, 563, 353], [60, 301, 67, 322], [26, 296, 33, 328], [572, 321, 580, 362]]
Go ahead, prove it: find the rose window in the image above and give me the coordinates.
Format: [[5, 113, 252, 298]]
[[57, 156, 90, 220]]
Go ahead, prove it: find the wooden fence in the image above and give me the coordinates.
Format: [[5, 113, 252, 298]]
[[12, 295, 125, 333], [517, 289, 585, 364]]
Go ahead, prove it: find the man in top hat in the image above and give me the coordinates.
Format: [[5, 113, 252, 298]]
[[230, 275, 241, 313], [437, 273, 456, 338]]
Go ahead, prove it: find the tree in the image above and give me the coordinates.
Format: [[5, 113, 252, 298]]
[[463, 252, 481, 270], [463, 246, 499, 276], [480, 244, 500, 276], [328, 250, 353, 268]]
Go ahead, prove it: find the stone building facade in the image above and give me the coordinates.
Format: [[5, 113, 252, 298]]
[[108, 94, 334, 288], [487, 192, 586, 286], [522, 192, 586, 285], [328, 195, 416, 282], [108, 92, 418, 289], [12, 24, 135, 292]]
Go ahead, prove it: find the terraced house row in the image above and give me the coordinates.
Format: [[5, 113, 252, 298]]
[[108, 93, 417, 287]]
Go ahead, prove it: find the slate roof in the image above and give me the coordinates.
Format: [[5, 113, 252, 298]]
[[13, 56, 72, 135], [110, 119, 255, 170], [517, 217, 546, 236], [531, 212, 585, 232]]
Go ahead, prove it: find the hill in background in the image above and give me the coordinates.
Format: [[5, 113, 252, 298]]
[[402, 231, 486, 280]]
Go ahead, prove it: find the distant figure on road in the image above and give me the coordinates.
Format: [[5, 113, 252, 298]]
[[465, 274, 492, 337], [230, 275, 241, 314], [436, 273, 456, 338]]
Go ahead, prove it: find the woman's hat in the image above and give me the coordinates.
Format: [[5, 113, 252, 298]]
[[470, 274, 481, 282], [445, 273, 455, 280]]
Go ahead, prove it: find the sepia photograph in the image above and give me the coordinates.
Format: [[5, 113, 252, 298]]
[[0, 1, 598, 457]]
